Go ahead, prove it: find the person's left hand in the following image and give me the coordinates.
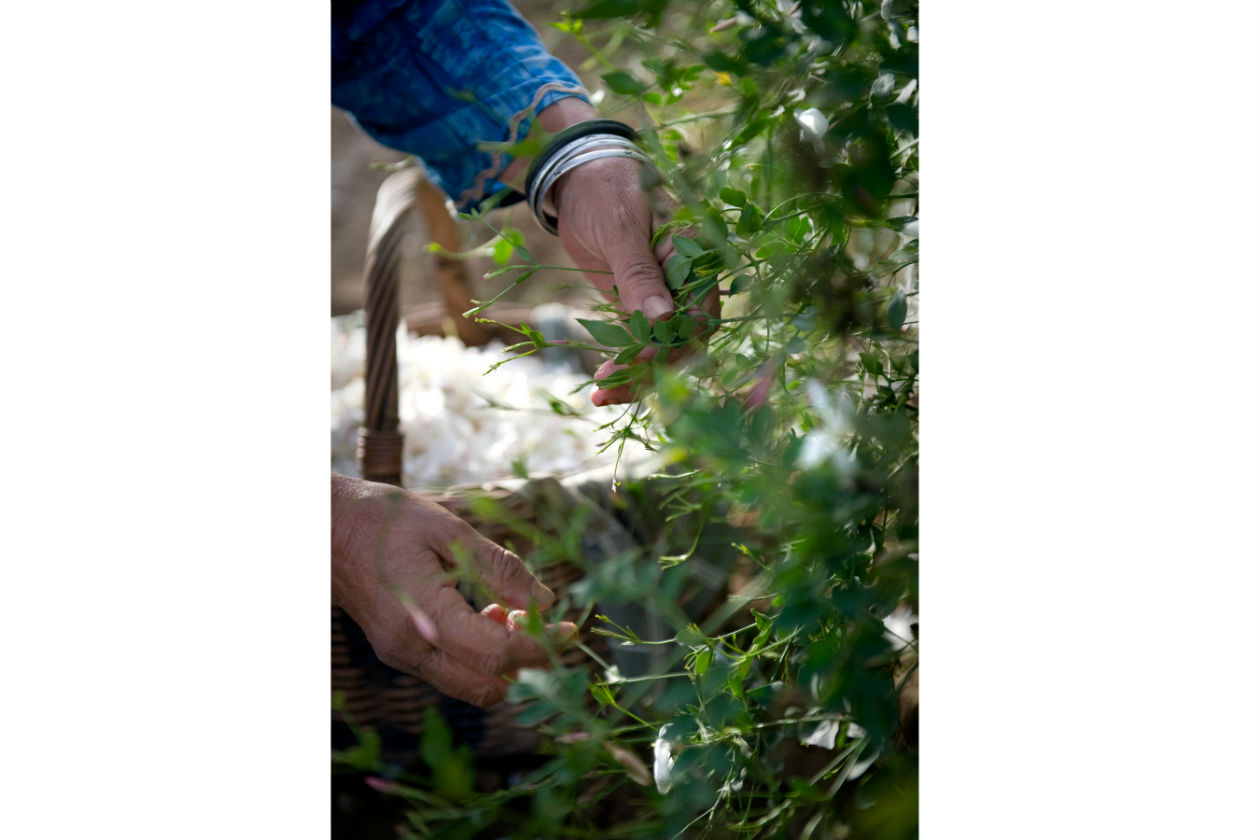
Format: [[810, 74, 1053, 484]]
[[332, 475, 576, 708], [552, 156, 721, 406]]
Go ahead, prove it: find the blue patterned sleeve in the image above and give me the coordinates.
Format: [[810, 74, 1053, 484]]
[[332, 0, 590, 210]]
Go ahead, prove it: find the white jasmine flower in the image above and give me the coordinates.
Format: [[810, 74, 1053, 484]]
[[894, 79, 918, 106], [652, 724, 679, 794], [882, 605, 918, 651], [796, 107, 829, 142], [797, 380, 857, 477], [801, 719, 841, 749]]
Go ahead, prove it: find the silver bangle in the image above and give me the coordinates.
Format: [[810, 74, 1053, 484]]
[[526, 134, 633, 219], [526, 134, 653, 235], [537, 147, 652, 219]]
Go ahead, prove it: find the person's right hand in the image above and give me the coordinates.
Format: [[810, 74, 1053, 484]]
[[552, 156, 722, 406], [332, 474, 577, 708]]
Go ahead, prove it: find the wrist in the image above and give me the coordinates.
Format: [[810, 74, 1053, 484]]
[[500, 96, 598, 189], [331, 474, 394, 602]]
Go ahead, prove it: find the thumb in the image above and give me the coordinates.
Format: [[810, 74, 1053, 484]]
[[463, 531, 555, 611], [603, 236, 675, 323]]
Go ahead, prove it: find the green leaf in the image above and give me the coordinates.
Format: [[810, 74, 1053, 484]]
[[719, 187, 747, 208], [596, 368, 634, 388], [545, 394, 577, 416], [629, 309, 651, 343], [576, 0, 639, 18], [886, 102, 917, 134], [652, 318, 676, 345], [614, 345, 642, 364], [548, 18, 583, 35], [491, 226, 524, 265], [702, 51, 748, 75], [665, 254, 693, 290], [737, 202, 765, 237], [888, 291, 908, 330], [753, 240, 789, 259], [590, 682, 616, 707], [672, 234, 704, 258], [784, 215, 811, 245], [733, 114, 770, 145], [420, 708, 472, 801], [602, 70, 648, 96], [675, 314, 698, 341], [331, 729, 381, 772], [577, 317, 634, 347], [521, 322, 547, 350], [730, 272, 754, 295], [801, 1, 857, 43]]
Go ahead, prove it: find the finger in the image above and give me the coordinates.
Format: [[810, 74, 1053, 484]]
[[506, 610, 580, 645], [415, 648, 513, 708], [592, 381, 635, 407], [602, 231, 675, 323], [591, 359, 647, 407], [444, 527, 554, 611], [590, 289, 719, 406], [481, 602, 510, 625], [431, 586, 552, 675]]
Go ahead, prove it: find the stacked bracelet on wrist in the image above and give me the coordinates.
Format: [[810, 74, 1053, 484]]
[[523, 119, 652, 235]]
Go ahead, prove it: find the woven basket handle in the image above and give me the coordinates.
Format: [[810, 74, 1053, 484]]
[[356, 168, 487, 486]]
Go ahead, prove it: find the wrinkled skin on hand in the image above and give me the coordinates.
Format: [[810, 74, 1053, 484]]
[[332, 474, 576, 708], [553, 156, 722, 406]]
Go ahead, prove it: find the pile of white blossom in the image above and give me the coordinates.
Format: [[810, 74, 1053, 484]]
[[331, 312, 650, 490]]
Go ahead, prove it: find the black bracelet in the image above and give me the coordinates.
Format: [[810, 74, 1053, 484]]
[[522, 119, 642, 225]]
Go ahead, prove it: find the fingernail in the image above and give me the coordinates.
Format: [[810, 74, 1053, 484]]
[[643, 295, 672, 321], [548, 622, 579, 645], [531, 579, 555, 608], [591, 391, 609, 407]]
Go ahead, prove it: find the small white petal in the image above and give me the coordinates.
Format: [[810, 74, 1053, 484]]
[[652, 725, 678, 794], [801, 719, 841, 749], [882, 605, 918, 651], [796, 107, 828, 140], [798, 432, 833, 470]]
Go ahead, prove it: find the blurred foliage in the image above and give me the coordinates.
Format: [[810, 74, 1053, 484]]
[[335, 0, 919, 836]]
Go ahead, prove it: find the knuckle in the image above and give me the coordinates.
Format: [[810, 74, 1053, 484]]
[[471, 647, 510, 677], [488, 543, 521, 582], [465, 682, 507, 709], [613, 261, 665, 296]]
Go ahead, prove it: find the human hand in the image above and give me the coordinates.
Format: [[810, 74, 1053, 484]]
[[552, 156, 721, 406], [331, 474, 577, 708]]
